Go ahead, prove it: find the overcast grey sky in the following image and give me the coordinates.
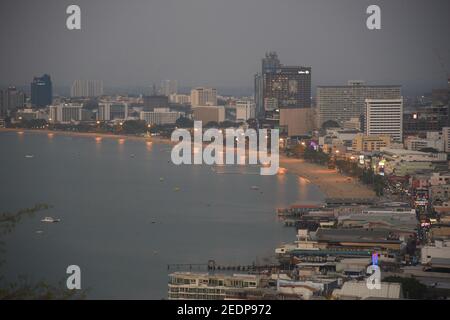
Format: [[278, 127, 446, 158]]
[[1, 0, 449, 94]]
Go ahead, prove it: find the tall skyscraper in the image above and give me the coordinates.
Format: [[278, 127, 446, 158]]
[[190, 87, 217, 107], [31, 74, 52, 107], [258, 52, 311, 121], [0, 87, 26, 117], [160, 80, 178, 97], [254, 73, 263, 119], [365, 98, 403, 142], [317, 81, 401, 128], [71, 80, 104, 98]]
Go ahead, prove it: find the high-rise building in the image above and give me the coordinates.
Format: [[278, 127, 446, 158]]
[[235, 100, 256, 122], [140, 108, 183, 125], [317, 81, 401, 128], [352, 134, 391, 152], [97, 103, 128, 121], [0, 87, 26, 117], [254, 73, 263, 119], [190, 87, 217, 107], [31, 74, 52, 107], [258, 52, 311, 121], [365, 98, 403, 142], [160, 80, 178, 97], [70, 80, 104, 98], [49, 104, 82, 123]]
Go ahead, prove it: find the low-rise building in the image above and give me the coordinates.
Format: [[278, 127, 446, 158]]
[[192, 106, 225, 124], [140, 108, 183, 125], [332, 281, 403, 300], [352, 134, 391, 152], [168, 272, 265, 300]]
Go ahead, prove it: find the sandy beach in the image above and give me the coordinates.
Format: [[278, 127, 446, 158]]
[[280, 156, 375, 199], [1, 127, 375, 199]]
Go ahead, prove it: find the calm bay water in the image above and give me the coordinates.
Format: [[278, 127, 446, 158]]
[[0, 131, 324, 299]]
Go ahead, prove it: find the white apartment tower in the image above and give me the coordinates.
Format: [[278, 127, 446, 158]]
[[365, 98, 403, 142], [71, 80, 104, 98]]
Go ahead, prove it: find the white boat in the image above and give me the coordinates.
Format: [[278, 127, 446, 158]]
[[25, 154, 34, 158], [41, 216, 61, 223], [251, 186, 259, 190]]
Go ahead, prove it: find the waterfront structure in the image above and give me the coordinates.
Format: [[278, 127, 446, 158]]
[[365, 98, 403, 142], [49, 104, 82, 123], [70, 80, 104, 98], [352, 134, 391, 152], [139, 108, 183, 125], [160, 80, 178, 97], [192, 105, 225, 124], [31, 74, 52, 107], [316, 81, 401, 128], [168, 272, 264, 300], [191, 87, 217, 107], [0, 87, 26, 117], [235, 100, 255, 122]]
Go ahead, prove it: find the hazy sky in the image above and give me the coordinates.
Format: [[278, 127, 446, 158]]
[[1, 0, 449, 94]]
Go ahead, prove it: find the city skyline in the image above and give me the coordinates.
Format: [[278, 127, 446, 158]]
[[0, 0, 449, 95]]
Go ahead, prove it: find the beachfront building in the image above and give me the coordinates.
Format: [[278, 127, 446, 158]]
[[49, 104, 82, 123], [139, 108, 183, 126], [316, 81, 401, 128], [98, 103, 128, 121], [352, 134, 391, 152], [168, 272, 265, 300]]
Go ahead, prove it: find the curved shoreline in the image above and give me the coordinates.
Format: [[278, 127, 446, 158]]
[[1, 127, 375, 199]]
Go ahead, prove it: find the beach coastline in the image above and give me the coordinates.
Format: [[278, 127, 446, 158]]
[[1, 127, 376, 199]]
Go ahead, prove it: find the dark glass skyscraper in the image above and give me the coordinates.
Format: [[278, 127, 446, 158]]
[[257, 52, 311, 121], [31, 74, 52, 107]]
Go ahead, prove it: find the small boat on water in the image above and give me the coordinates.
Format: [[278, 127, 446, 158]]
[[251, 186, 259, 190], [41, 217, 60, 223], [159, 177, 164, 182], [174, 187, 180, 191], [25, 154, 34, 158]]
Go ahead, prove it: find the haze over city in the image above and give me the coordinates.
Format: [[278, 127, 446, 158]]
[[1, 0, 450, 94]]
